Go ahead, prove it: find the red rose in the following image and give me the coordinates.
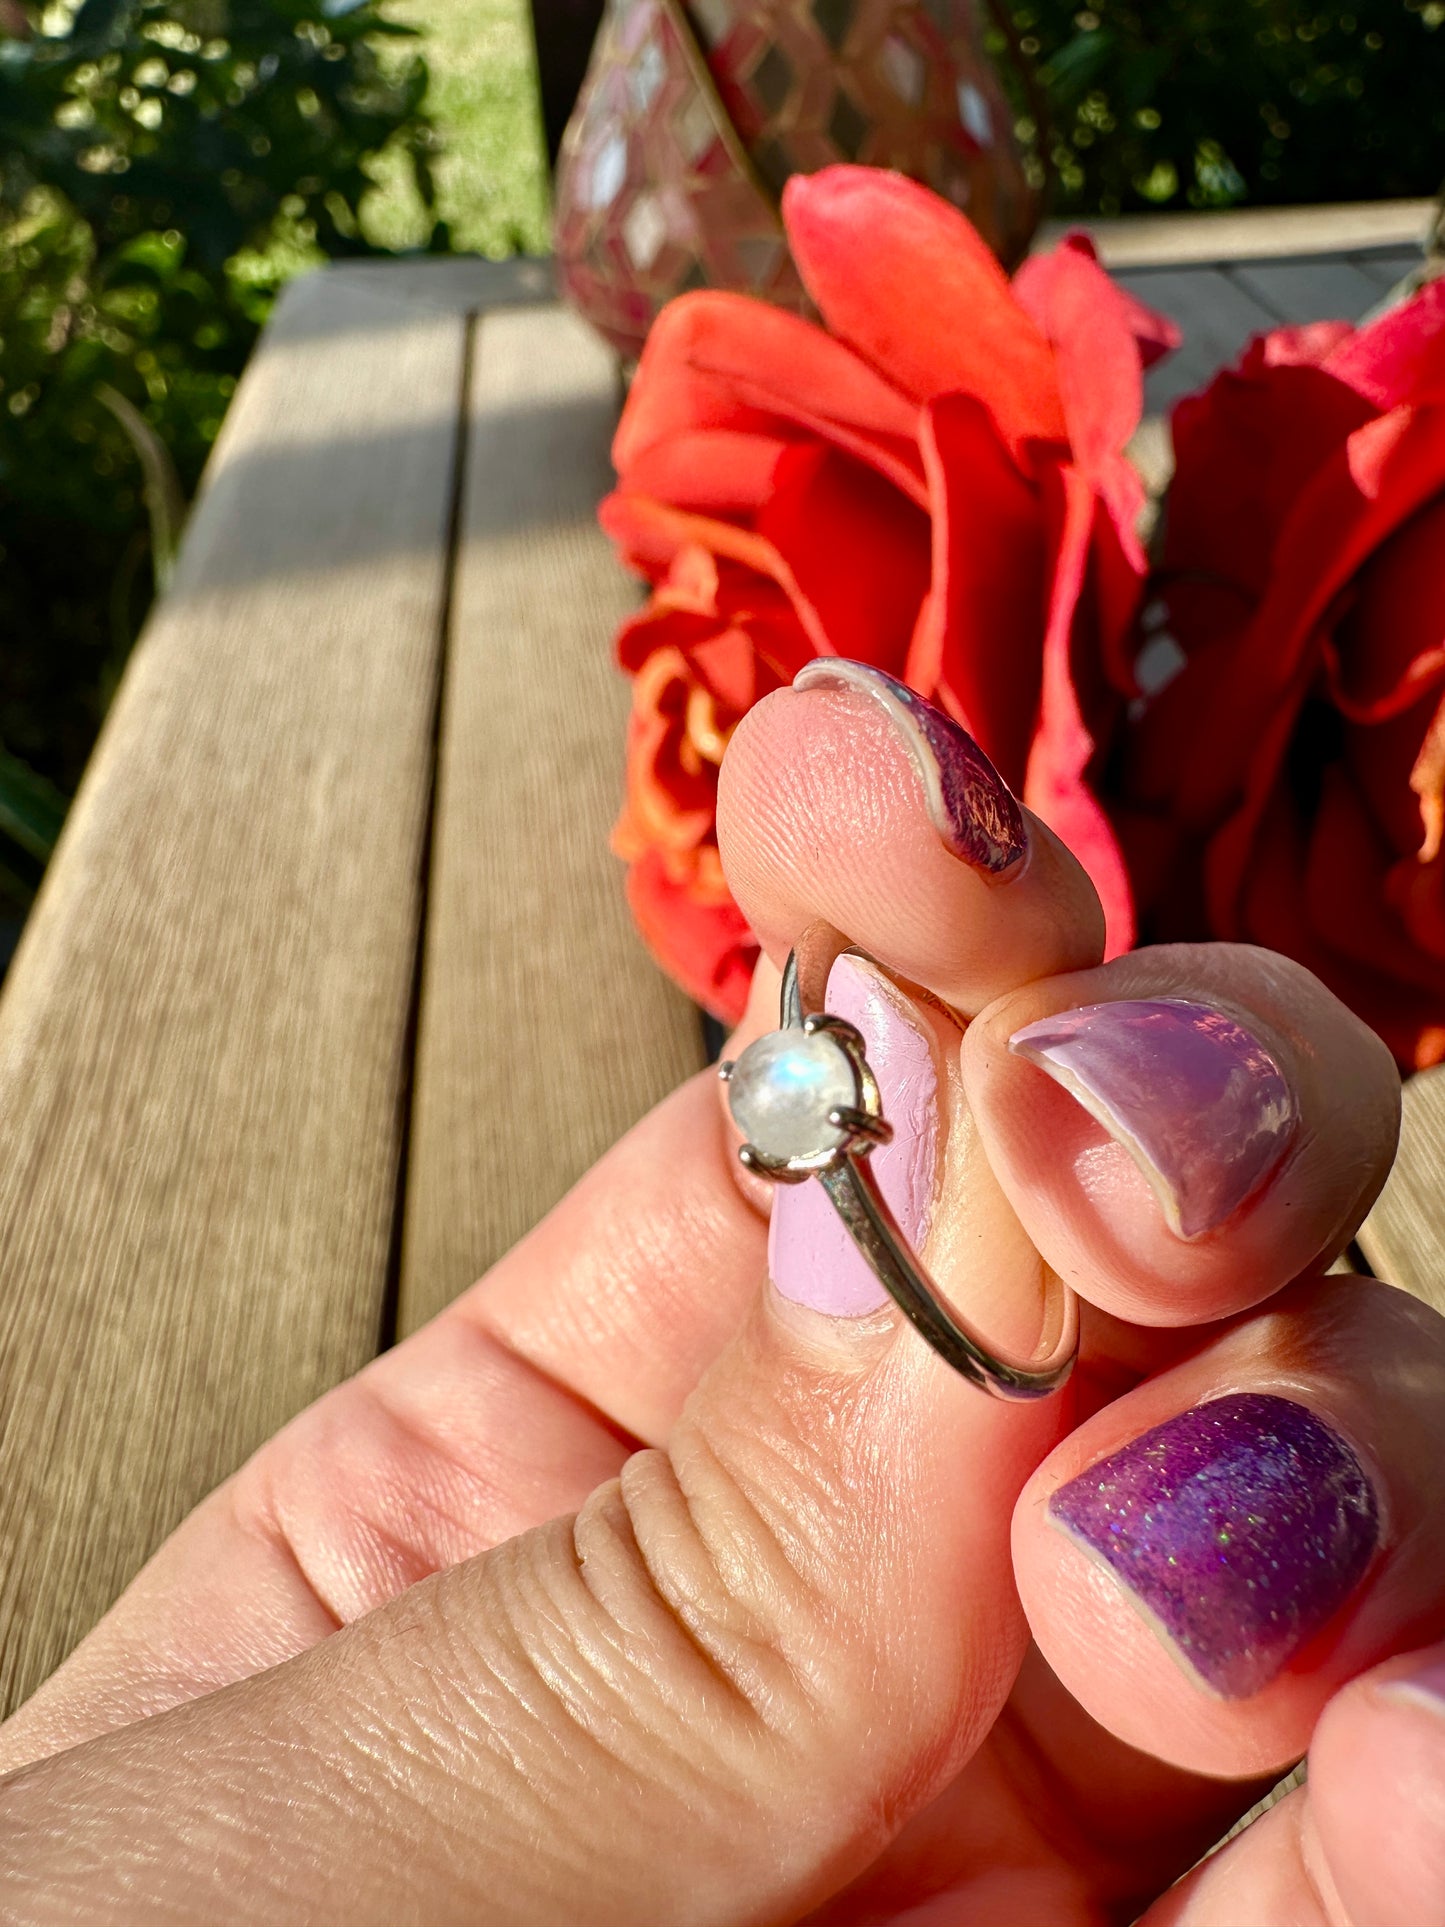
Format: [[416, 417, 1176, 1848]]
[[1119, 281, 1445, 1071], [601, 165, 1176, 1020]]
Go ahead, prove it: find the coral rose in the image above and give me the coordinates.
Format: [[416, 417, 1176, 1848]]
[[1119, 281, 1445, 1071], [601, 164, 1175, 1020]]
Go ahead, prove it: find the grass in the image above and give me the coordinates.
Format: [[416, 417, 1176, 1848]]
[[363, 0, 552, 258]]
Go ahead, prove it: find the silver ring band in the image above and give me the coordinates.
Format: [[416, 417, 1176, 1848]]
[[723, 921, 1078, 1401]]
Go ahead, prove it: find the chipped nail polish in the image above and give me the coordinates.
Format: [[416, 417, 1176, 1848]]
[[793, 658, 1027, 877], [1050, 1392, 1380, 1699], [769, 955, 937, 1318], [1008, 998, 1299, 1240]]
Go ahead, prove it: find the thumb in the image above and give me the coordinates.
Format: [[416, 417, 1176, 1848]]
[[1134, 1641, 1445, 1927], [0, 995, 1065, 1926], [1307, 1645, 1445, 1927]]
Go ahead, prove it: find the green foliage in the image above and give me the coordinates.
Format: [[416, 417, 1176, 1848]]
[[369, 0, 548, 259], [0, 0, 437, 910], [0, 737, 66, 913], [998, 0, 1445, 214]]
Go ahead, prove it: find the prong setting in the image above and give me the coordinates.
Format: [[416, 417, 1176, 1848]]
[[827, 1105, 893, 1151], [737, 1142, 813, 1183], [802, 1013, 866, 1051], [724, 1008, 889, 1183]]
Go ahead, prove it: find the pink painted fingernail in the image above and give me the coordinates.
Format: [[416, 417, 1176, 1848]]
[[793, 659, 1028, 877], [1008, 998, 1299, 1240], [769, 956, 938, 1318]]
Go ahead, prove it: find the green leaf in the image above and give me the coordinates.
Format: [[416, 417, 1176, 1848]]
[[1038, 26, 1116, 102], [0, 746, 68, 865], [96, 381, 186, 591]]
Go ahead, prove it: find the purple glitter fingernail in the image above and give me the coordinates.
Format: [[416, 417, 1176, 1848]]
[[793, 659, 1028, 877], [1049, 1393, 1380, 1699]]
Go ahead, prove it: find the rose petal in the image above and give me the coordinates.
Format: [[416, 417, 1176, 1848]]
[[1230, 777, 1445, 1069], [781, 166, 1066, 450], [1386, 846, 1445, 966], [1344, 695, 1435, 859], [1410, 687, 1445, 866], [613, 290, 927, 504], [614, 593, 745, 677], [1324, 277, 1445, 413], [1123, 619, 1268, 827], [621, 429, 795, 518], [1090, 487, 1150, 697], [1203, 648, 1318, 935], [1023, 462, 1134, 954], [1015, 233, 1182, 372], [1302, 766, 1445, 982], [613, 646, 723, 859], [1258, 320, 1359, 369], [601, 492, 838, 684], [1178, 403, 1445, 831], [601, 492, 819, 629], [625, 848, 757, 1022], [755, 443, 931, 671], [908, 391, 1045, 785], [1107, 804, 1205, 939], [1167, 340, 1377, 613], [690, 627, 765, 716], [1325, 491, 1445, 722], [1011, 234, 1159, 479]]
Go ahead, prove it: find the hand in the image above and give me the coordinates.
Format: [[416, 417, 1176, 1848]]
[[1, 671, 1441, 1927]]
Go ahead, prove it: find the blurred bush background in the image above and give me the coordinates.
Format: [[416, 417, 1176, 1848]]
[[0, 0, 443, 939], [1, 0, 1441, 952], [1004, 0, 1445, 214]]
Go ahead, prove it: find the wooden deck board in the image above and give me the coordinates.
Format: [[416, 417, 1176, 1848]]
[[1112, 265, 1280, 411], [0, 272, 466, 1716], [312, 254, 558, 315], [1114, 236, 1425, 413], [1359, 1069, 1445, 1314], [1228, 255, 1395, 324], [1051, 197, 1434, 268], [1349, 247, 1422, 291], [397, 305, 707, 1336]]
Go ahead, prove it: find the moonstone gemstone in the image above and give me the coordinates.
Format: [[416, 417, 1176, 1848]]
[[727, 1028, 858, 1162]]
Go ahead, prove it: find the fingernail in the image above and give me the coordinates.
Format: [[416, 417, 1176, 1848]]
[[793, 659, 1027, 877], [1008, 998, 1299, 1240], [1380, 1655, 1445, 1715], [769, 956, 937, 1318], [1050, 1392, 1380, 1699]]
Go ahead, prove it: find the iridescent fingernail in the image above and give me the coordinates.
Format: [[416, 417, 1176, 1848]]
[[1380, 1656, 1445, 1715], [1008, 998, 1299, 1240], [793, 659, 1027, 877], [1050, 1392, 1380, 1699]]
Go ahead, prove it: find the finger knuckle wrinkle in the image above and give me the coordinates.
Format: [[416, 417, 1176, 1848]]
[[233, 1378, 497, 1627], [575, 1442, 835, 1743]]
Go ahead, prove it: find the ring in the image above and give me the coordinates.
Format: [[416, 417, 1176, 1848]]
[[720, 921, 1078, 1400]]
